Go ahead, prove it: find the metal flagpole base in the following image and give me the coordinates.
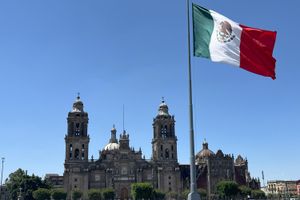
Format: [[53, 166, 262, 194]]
[[188, 191, 201, 200]]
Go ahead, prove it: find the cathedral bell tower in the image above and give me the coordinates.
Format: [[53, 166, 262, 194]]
[[152, 99, 178, 162], [152, 99, 180, 194], [65, 95, 90, 162], [64, 95, 90, 198]]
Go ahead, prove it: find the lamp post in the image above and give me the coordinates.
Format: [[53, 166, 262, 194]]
[[0, 157, 4, 200]]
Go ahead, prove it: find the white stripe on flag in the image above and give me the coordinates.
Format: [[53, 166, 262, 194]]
[[209, 10, 242, 67]]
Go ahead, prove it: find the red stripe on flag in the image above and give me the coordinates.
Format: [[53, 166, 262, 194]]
[[239, 24, 277, 79]]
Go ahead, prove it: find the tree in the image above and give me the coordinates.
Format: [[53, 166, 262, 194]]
[[153, 189, 165, 200], [32, 188, 51, 200], [238, 185, 251, 198], [88, 189, 102, 200], [5, 168, 51, 200], [181, 189, 206, 200], [197, 188, 207, 198], [72, 189, 82, 200], [166, 191, 177, 200], [181, 189, 190, 200], [131, 182, 154, 200], [251, 189, 266, 199], [102, 188, 115, 200], [51, 188, 67, 200], [216, 180, 239, 200]]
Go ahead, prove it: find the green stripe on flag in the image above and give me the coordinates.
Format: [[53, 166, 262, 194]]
[[192, 4, 214, 58]]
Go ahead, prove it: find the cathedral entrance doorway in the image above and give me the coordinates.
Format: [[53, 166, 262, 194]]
[[120, 187, 129, 200]]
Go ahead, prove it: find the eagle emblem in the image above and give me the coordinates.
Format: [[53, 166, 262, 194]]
[[217, 21, 235, 43]]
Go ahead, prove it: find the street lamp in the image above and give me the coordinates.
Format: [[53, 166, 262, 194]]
[[0, 157, 5, 200]]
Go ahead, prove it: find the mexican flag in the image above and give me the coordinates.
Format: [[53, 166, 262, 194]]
[[192, 4, 277, 79]]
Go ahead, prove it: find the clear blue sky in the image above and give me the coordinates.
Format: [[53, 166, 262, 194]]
[[0, 0, 299, 184]]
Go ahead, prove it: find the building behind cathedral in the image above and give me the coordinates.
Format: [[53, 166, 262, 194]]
[[62, 96, 258, 200]]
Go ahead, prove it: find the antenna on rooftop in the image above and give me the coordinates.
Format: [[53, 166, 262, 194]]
[[262, 170, 265, 187], [122, 104, 125, 132]]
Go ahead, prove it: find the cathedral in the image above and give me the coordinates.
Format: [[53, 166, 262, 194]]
[[63, 96, 257, 200]]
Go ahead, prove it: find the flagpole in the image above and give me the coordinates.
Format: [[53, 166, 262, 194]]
[[186, 0, 200, 200]]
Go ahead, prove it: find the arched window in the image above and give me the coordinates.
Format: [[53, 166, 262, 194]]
[[69, 144, 73, 158], [75, 123, 80, 136], [161, 125, 167, 138], [81, 144, 85, 159], [75, 149, 80, 159], [164, 125, 168, 136], [165, 148, 169, 159]]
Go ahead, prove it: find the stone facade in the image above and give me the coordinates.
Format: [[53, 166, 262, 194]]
[[267, 180, 298, 197], [194, 142, 256, 199], [63, 97, 180, 200], [297, 180, 300, 196], [45, 174, 64, 188], [0, 185, 9, 200], [63, 96, 253, 200]]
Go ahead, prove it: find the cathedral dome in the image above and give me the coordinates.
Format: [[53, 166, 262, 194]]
[[103, 125, 119, 151], [104, 142, 119, 151], [72, 95, 84, 112], [157, 99, 169, 116], [196, 141, 215, 158]]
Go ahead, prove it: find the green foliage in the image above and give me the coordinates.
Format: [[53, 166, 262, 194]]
[[251, 189, 266, 199], [197, 188, 207, 197], [32, 188, 51, 200], [181, 189, 206, 200], [267, 193, 279, 199], [51, 188, 67, 200], [72, 189, 83, 200], [88, 189, 102, 200], [153, 189, 165, 200], [102, 188, 115, 200], [5, 168, 51, 200], [166, 191, 177, 199], [238, 185, 251, 197], [216, 180, 239, 199], [131, 182, 154, 200], [181, 189, 190, 200]]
